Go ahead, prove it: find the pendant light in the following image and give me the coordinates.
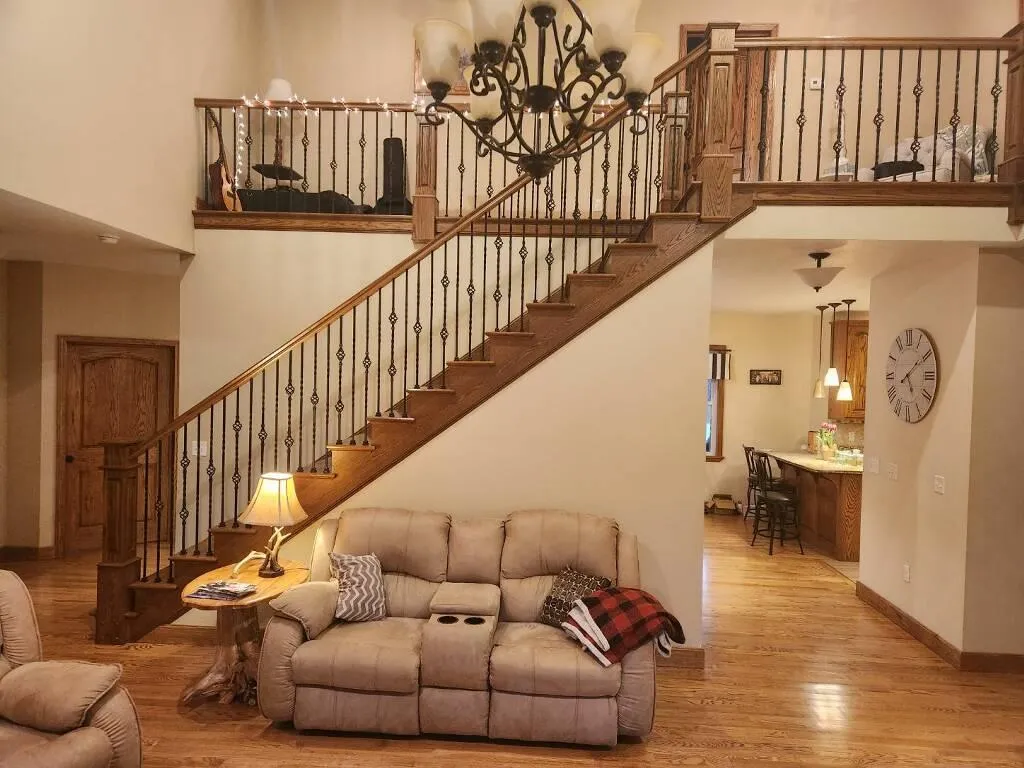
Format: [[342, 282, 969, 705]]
[[824, 302, 842, 387], [813, 305, 828, 398], [836, 299, 856, 402], [795, 251, 844, 293]]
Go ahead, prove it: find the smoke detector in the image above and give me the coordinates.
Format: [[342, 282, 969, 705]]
[[98, 234, 120, 245], [795, 251, 843, 293]]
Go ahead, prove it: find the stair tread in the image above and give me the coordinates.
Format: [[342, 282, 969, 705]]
[[330, 444, 377, 451], [568, 272, 617, 281], [486, 331, 535, 339], [211, 526, 258, 536], [650, 211, 700, 221], [295, 471, 338, 480], [408, 388, 457, 395], [526, 302, 575, 311], [448, 360, 496, 367], [368, 416, 416, 423], [606, 241, 659, 249]]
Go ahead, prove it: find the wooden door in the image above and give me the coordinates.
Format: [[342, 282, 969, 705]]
[[829, 320, 869, 423], [57, 338, 176, 555], [681, 24, 777, 180]]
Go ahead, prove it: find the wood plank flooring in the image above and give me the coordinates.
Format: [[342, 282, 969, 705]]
[[5, 514, 1023, 767]]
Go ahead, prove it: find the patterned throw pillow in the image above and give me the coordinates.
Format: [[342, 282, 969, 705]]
[[539, 566, 612, 628], [328, 552, 387, 622]]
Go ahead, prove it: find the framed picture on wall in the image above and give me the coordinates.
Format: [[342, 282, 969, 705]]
[[749, 369, 783, 385]]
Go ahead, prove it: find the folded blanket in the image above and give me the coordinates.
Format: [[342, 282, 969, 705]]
[[561, 587, 685, 667]]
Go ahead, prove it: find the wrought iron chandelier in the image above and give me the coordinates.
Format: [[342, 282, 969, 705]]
[[415, 0, 663, 179]]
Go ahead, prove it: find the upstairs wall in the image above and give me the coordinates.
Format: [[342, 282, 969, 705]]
[[0, 0, 260, 253]]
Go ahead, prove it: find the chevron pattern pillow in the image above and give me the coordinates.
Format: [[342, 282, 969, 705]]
[[328, 552, 387, 622]]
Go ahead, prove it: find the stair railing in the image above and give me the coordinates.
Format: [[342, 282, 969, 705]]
[[96, 32, 730, 645]]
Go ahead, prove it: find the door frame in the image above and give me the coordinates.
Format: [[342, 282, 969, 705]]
[[54, 335, 178, 558]]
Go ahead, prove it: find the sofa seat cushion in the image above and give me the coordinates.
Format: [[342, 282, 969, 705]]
[[291, 618, 424, 694], [489, 622, 620, 698], [0, 721, 54, 755]]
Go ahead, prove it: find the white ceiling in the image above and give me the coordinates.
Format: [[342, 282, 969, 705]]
[[710, 239, 970, 313], [0, 189, 181, 274]]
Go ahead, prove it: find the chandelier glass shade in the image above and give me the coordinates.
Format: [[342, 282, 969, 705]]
[[414, 1, 662, 179]]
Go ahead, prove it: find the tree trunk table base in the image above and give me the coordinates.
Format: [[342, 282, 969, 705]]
[[180, 606, 260, 706]]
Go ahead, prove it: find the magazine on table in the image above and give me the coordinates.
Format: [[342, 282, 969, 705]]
[[187, 580, 258, 601]]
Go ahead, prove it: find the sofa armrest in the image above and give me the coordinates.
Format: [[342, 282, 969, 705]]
[[616, 643, 655, 741], [0, 726, 112, 768], [0, 661, 120, 734], [429, 582, 501, 617], [0, 570, 42, 667], [83, 687, 142, 768], [257, 616, 306, 723], [269, 581, 337, 640]]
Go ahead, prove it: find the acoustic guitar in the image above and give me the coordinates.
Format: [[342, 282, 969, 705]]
[[205, 107, 243, 212]]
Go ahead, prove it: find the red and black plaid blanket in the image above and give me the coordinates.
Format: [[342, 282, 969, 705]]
[[562, 587, 685, 666]]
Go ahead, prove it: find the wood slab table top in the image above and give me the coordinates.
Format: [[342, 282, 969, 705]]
[[181, 559, 309, 610], [769, 451, 864, 475]]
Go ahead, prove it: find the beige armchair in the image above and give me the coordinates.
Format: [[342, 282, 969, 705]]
[[0, 570, 142, 768]]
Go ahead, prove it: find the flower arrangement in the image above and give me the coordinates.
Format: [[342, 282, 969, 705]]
[[817, 421, 838, 457]]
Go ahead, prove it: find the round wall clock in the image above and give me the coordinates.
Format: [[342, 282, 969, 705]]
[[884, 328, 939, 423]]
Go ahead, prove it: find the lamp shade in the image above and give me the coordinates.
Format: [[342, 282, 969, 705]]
[[813, 379, 826, 399], [577, 0, 641, 56], [264, 78, 294, 102], [415, 19, 471, 88], [469, 0, 522, 46], [824, 367, 841, 387], [465, 67, 504, 120], [836, 380, 854, 402], [620, 32, 663, 94], [795, 266, 844, 292], [239, 472, 308, 528]]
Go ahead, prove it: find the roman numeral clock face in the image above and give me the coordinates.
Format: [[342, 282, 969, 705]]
[[885, 328, 939, 423]]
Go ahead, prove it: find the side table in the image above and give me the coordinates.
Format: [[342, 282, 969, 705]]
[[180, 558, 308, 705]]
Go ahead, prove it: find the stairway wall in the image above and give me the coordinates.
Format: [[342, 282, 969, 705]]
[[282, 243, 715, 646]]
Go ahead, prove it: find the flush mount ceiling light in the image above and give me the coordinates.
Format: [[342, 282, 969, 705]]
[[795, 251, 844, 293], [97, 234, 120, 245], [415, 0, 663, 179]]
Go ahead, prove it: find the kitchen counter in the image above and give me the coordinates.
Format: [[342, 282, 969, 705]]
[[768, 451, 862, 562]]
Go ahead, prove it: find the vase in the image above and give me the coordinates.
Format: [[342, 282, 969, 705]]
[[821, 445, 836, 461]]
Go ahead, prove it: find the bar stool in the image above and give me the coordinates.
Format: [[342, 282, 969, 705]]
[[744, 446, 796, 520], [751, 452, 804, 555]]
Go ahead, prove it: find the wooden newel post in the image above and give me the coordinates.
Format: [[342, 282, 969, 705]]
[[95, 443, 141, 645], [413, 119, 439, 244], [660, 90, 691, 211], [1000, 23, 1024, 224], [695, 23, 739, 222]]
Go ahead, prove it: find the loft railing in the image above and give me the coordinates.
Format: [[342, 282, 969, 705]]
[[98, 41, 715, 643], [730, 36, 1016, 183]]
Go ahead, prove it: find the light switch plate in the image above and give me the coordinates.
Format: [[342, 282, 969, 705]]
[[933, 475, 946, 495], [808, 77, 823, 91], [867, 457, 880, 474], [903, 564, 911, 583], [191, 440, 209, 457], [886, 463, 899, 481]]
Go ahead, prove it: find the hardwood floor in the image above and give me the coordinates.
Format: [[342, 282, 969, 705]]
[[6, 515, 1023, 767]]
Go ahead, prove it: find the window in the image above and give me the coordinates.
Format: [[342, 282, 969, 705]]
[[706, 346, 728, 462]]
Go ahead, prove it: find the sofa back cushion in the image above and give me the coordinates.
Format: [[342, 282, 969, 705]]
[[499, 510, 619, 622], [446, 518, 505, 584], [314, 508, 451, 619]]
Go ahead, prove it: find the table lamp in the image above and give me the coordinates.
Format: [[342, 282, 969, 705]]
[[232, 472, 308, 578]]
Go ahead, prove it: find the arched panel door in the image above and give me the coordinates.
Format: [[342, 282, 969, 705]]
[[59, 339, 175, 554]]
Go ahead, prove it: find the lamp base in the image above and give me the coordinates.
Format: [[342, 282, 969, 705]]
[[258, 551, 285, 579]]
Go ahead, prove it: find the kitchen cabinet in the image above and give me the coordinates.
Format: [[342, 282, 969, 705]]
[[829, 319, 869, 423]]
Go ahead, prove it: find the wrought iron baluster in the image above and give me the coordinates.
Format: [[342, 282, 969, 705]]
[[219, 398, 227, 527], [350, 306, 358, 443], [445, 119, 452, 217], [141, 449, 150, 579], [601, 131, 611, 252], [376, 288, 383, 413], [362, 298, 372, 444], [950, 49, 963, 178], [482, 151, 494, 348], [336, 318, 346, 441], [560, 159, 569, 298], [359, 110, 367, 206], [628, 115, 641, 219], [519, 188, 528, 331], [286, 350, 295, 469], [758, 49, 771, 181], [325, 325, 332, 457], [247, 380, 253, 501], [459, 121, 467, 216], [168, 432, 177, 581], [289, 111, 295, 211], [274, 360, 280, 468], [854, 49, 866, 180], [346, 110, 352, 198], [741, 56, 751, 181], [429, 250, 436, 380], [301, 111, 309, 192], [205, 406, 215, 554], [232, 390, 241, 523], [403, 274, 410, 416], [260, 111, 267, 191], [454, 237, 462, 359], [533, 180, 541, 302], [911, 49, 924, 181], [245, 107, 253, 189], [441, 244, 451, 386], [890, 49, 905, 182], [389, 283, 398, 415], [414, 262, 423, 385], [259, 370, 267, 472], [778, 48, 789, 181], [970, 49, 981, 181], [815, 51, 827, 180], [468, 228, 477, 358], [874, 49, 886, 171], [573, 157, 582, 272], [194, 412, 201, 555], [179, 423, 190, 553], [203, 109, 209, 203], [331, 110, 337, 197], [932, 51, 943, 178], [154, 441, 164, 581], [311, 333, 320, 464], [508, 187, 517, 328], [990, 51, 1002, 182], [796, 49, 808, 180], [544, 171, 555, 300]]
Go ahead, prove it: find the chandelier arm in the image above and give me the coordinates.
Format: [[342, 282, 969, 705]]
[[504, 39, 532, 99], [629, 111, 650, 136]]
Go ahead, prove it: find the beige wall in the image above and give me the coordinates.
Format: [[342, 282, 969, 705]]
[[254, 0, 1018, 101], [860, 249, 980, 649], [705, 311, 821, 502], [2, 261, 180, 549], [962, 251, 1024, 655], [282, 243, 716, 646], [0, 264, 6, 543], [3, 263, 44, 548], [0, 0, 260, 253]]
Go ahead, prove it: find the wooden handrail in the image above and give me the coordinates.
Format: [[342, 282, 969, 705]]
[[735, 37, 1014, 51], [194, 98, 422, 112], [153, 45, 713, 460]]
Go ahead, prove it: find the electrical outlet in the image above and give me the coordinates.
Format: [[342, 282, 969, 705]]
[[808, 77, 823, 91], [867, 457, 880, 474], [933, 475, 946, 495], [903, 564, 911, 583], [886, 463, 899, 481], [190, 440, 209, 457]]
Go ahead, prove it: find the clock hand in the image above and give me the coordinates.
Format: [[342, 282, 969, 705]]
[[900, 358, 924, 384]]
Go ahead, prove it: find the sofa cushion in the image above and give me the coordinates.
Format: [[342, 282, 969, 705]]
[[334, 509, 450, 583], [539, 567, 612, 628], [0, 661, 120, 734], [429, 582, 501, 617], [0, 721, 54, 756], [0, 725, 113, 768], [489, 622, 620, 698], [447, 518, 504, 583], [329, 553, 387, 622], [291, 617, 424, 694]]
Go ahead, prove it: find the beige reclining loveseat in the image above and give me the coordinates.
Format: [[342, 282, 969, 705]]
[[258, 508, 656, 746]]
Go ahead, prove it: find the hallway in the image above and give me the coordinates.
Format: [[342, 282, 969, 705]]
[[4, 516, 1022, 766]]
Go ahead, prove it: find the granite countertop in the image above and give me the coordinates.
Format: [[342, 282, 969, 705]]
[[768, 451, 864, 475]]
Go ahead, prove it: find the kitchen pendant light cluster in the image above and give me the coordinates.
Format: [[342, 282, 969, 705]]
[[836, 299, 856, 402], [414, 0, 663, 179], [814, 299, 857, 400]]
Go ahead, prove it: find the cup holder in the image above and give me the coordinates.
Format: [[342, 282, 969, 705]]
[[464, 616, 486, 626], [437, 615, 459, 625]]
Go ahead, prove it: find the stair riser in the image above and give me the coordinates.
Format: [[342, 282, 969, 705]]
[[369, 421, 417, 445], [444, 367, 495, 391], [329, 448, 376, 477], [486, 340, 537, 366], [406, 391, 458, 418], [566, 284, 614, 307], [603, 248, 656, 274]]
